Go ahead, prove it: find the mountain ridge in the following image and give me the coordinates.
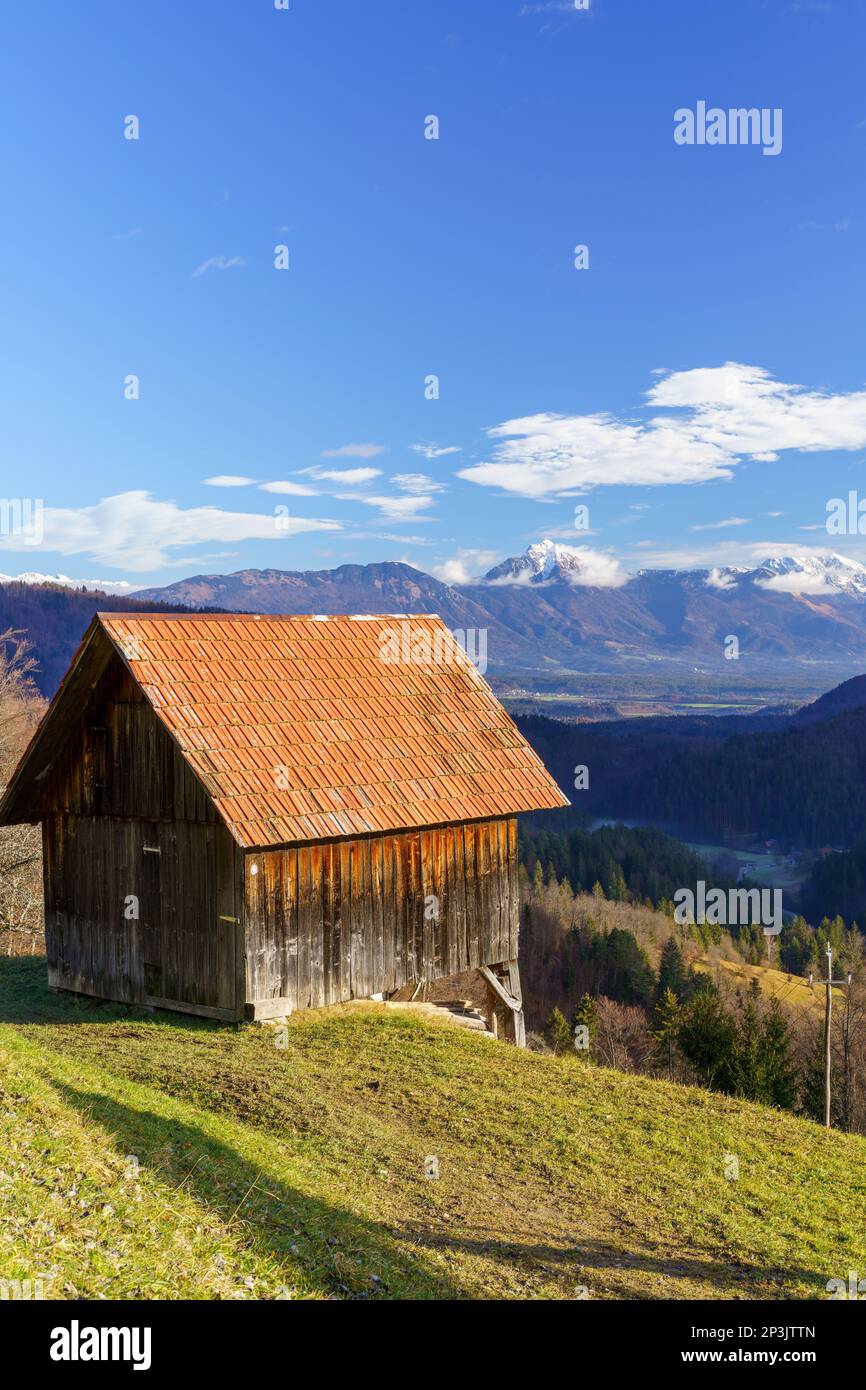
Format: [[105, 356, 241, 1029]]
[[8, 546, 866, 696]]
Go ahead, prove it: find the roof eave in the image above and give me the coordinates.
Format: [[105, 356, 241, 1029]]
[[0, 615, 106, 827], [235, 796, 571, 855]]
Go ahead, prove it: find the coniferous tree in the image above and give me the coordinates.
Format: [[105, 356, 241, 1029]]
[[677, 985, 739, 1092], [600, 928, 655, 1007], [759, 1000, 796, 1109], [731, 982, 764, 1100], [572, 993, 598, 1060], [608, 864, 628, 902], [780, 915, 812, 975], [652, 987, 682, 1080], [656, 936, 688, 1004], [545, 1007, 573, 1056]]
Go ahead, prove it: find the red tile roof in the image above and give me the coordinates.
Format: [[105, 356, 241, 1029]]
[[97, 613, 568, 847]]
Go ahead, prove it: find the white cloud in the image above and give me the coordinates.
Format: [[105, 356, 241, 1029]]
[[565, 549, 627, 588], [758, 572, 836, 595], [629, 537, 866, 575], [348, 533, 434, 546], [459, 363, 866, 498], [411, 442, 462, 459], [461, 410, 728, 497], [321, 443, 386, 459], [705, 567, 742, 591], [645, 362, 866, 455], [352, 494, 435, 523], [518, 1, 579, 12], [0, 490, 341, 572], [690, 516, 751, 532], [429, 549, 501, 584], [393, 473, 445, 494], [258, 480, 319, 496], [203, 475, 256, 487], [305, 466, 382, 485], [192, 255, 245, 278]]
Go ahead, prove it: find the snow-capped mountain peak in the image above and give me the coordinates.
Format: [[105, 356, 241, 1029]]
[[752, 553, 866, 597], [484, 540, 587, 584], [0, 571, 135, 595]]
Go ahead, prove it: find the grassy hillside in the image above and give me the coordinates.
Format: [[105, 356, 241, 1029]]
[[695, 956, 841, 1017], [2, 957, 865, 1301]]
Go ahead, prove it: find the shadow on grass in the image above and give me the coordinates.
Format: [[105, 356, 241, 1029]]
[[402, 1223, 829, 1300], [0, 956, 232, 1033], [50, 1078, 465, 1301]]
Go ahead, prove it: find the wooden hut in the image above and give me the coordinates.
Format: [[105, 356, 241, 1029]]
[[0, 613, 567, 1040]]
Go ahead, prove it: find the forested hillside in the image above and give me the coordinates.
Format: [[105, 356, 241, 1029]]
[[519, 820, 737, 907], [517, 702, 866, 848], [519, 874, 866, 1134], [0, 584, 206, 695], [800, 844, 866, 926]]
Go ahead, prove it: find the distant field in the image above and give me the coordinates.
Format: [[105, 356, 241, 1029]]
[[686, 842, 811, 893], [496, 668, 825, 721], [695, 957, 842, 1018], [502, 693, 781, 720]]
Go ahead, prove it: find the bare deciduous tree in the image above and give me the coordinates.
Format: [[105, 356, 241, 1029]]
[[0, 631, 44, 954]]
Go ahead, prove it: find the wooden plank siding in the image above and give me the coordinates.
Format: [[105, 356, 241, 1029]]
[[43, 812, 244, 1016], [42, 658, 221, 827], [38, 649, 244, 1019], [244, 815, 519, 1014]]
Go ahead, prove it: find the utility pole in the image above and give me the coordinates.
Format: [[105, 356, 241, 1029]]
[[823, 945, 832, 1129], [809, 945, 853, 1129]]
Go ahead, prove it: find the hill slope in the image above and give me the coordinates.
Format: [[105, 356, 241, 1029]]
[[790, 672, 866, 726], [2, 958, 864, 1301], [518, 704, 866, 848]]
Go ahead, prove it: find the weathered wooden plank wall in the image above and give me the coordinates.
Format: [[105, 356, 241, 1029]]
[[40, 651, 243, 1018], [244, 816, 518, 1011], [43, 814, 143, 1005], [43, 813, 243, 1017], [44, 659, 219, 825]]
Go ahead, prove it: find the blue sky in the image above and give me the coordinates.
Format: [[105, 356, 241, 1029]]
[[1, 0, 866, 590]]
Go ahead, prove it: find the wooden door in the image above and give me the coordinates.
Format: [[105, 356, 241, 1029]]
[[139, 829, 163, 1001], [143, 822, 241, 1020]]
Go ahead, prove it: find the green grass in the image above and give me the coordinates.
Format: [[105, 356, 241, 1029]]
[[695, 956, 840, 1017], [685, 841, 810, 892], [2, 956, 865, 1301]]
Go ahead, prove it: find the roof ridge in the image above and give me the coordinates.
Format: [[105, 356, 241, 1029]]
[[97, 611, 445, 622], [0, 611, 569, 846]]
